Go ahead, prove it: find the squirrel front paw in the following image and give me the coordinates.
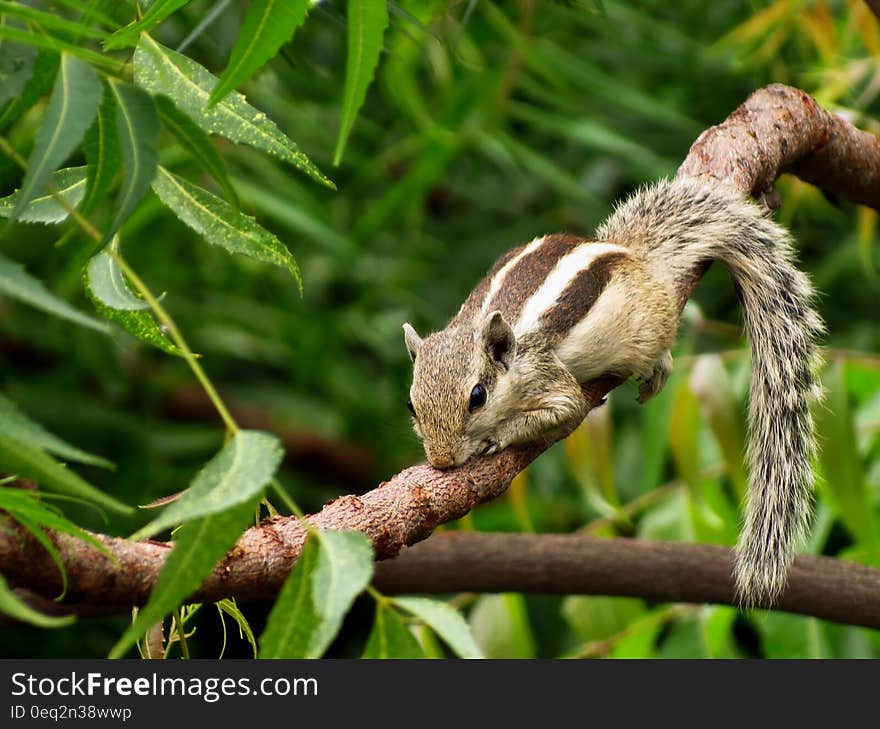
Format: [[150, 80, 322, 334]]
[[637, 350, 673, 404]]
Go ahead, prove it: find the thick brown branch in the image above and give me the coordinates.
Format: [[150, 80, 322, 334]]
[[373, 534, 880, 629], [3, 84, 879, 622], [4, 525, 880, 630], [677, 84, 880, 207]]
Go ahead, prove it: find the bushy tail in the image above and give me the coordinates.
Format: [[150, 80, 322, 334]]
[[598, 178, 824, 605]]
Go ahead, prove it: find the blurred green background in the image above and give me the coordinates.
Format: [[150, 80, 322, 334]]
[[1, 0, 879, 658]]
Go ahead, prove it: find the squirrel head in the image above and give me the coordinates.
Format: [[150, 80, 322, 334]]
[[403, 311, 517, 468]]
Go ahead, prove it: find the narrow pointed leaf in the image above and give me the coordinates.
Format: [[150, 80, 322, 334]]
[[155, 95, 238, 207], [84, 255, 183, 356], [152, 166, 302, 289], [131, 430, 283, 540], [0, 38, 37, 106], [259, 533, 321, 659], [4, 509, 69, 599], [0, 433, 130, 514], [0, 50, 58, 132], [86, 251, 149, 311], [0, 392, 112, 468], [105, 0, 192, 49], [133, 35, 332, 187], [13, 53, 101, 218], [81, 92, 121, 217], [209, 0, 311, 106], [0, 166, 87, 224], [362, 603, 425, 658], [0, 252, 107, 333], [0, 2, 108, 42], [106, 81, 159, 240], [0, 488, 112, 558], [333, 0, 388, 165], [109, 497, 259, 658], [392, 596, 483, 658], [309, 530, 374, 654], [0, 26, 115, 72], [260, 530, 374, 658], [0, 574, 74, 628]]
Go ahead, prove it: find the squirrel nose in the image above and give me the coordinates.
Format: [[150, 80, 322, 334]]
[[428, 452, 455, 469]]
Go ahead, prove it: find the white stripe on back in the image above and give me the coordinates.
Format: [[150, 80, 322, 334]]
[[514, 242, 629, 335], [478, 236, 547, 318]]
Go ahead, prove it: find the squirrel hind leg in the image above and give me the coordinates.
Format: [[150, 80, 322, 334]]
[[637, 350, 673, 404]]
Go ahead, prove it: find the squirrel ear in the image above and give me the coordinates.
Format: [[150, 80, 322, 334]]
[[403, 323, 423, 362], [481, 311, 516, 370]]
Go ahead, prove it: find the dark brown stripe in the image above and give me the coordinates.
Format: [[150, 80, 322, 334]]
[[484, 234, 587, 323], [452, 245, 524, 324], [540, 251, 627, 339]]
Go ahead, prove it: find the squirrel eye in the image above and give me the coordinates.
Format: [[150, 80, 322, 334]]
[[407, 398, 416, 417], [468, 384, 487, 412]]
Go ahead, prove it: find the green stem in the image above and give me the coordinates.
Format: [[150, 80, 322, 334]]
[[271, 478, 305, 519], [109, 252, 239, 435], [366, 585, 388, 605], [175, 608, 190, 659]]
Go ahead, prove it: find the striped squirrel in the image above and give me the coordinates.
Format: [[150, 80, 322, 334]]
[[403, 177, 823, 605]]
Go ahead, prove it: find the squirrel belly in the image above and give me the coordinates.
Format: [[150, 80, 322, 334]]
[[404, 177, 823, 606]]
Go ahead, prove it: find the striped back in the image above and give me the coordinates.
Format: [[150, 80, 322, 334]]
[[454, 234, 630, 342]]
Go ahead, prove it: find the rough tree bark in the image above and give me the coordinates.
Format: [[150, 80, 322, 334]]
[[3, 84, 880, 626]]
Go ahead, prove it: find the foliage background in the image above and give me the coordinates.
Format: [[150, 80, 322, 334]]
[[0, 0, 879, 658]]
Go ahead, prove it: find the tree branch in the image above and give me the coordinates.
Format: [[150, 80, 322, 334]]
[[3, 84, 880, 622], [373, 534, 880, 630]]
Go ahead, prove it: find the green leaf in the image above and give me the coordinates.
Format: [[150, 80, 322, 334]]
[[309, 530, 374, 654], [155, 95, 238, 207], [209, 0, 311, 106], [562, 595, 645, 643], [105, 81, 159, 240], [152, 166, 302, 289], [1, 487, 112, 600], [0, 2, 109, 42], [5, 508, 69, 599], [690, 355, 748, 500], [0, 573, 74, 628], [814, 361, 877, 547], [0, 37, 36, 106], [0, 166, 87, 224], [0, 392, 112, 468], [0, 26, 115, 72], [260, 530, 374, 658], [109, 496, 259, 658], [13, 53, 101, 218], [0, 433, 130, 514], [0, 50, 58, 132], [105, 0, 192, 49], [333, 0, 388, 165], [133, 35, 332, 188], [81, 92, 121, 218], [216, 598, 257, 658], [392, 596, 483, 658], [84, 253, 183, 356], [362, 602, 425, 658], [0, 487, 111, 558], [131, 430, 283, 540], [0, 252, 108, 333], [758, 613, 829, 659], [86, 251, 149, 311], [259, 532, 321, 659], [468, 593, 536, 659]]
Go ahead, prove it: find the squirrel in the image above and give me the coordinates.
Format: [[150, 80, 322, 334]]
[[403, 177, 824, 606]]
